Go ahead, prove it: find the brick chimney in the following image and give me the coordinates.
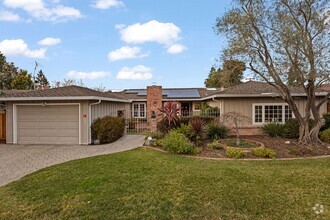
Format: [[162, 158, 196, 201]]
[[147, 85, 162, 132]]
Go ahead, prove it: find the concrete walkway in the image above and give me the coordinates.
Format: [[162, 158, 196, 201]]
[[0, 135, 144, 187]]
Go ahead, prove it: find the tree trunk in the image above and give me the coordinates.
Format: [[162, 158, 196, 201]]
[[298, 117, 322, 145], [235, 120, 240, 146]]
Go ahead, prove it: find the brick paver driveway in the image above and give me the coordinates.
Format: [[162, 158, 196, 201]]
[[0, 135, 144, 187]]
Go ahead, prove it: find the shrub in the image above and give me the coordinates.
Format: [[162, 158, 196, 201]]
[[283, 118, 299, 139], [207, 141, 223, 150], [262, 122, 284, 137], [161, 130, 198, 154], [321, 113, 330, 131], [251, 147, 276, 159], [226, 148, 246, 159], [91, 116, 125, 144], [173, 123, 190, 137], [180, 116, 215, 125], [207, 122, 229, 139], [157, 118, 180, 134], [320, 128, 330, 144], [188, 117, 206, 142]]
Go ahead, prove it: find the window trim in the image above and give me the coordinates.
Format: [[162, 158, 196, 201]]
[[132, 102, 146, 118], [252, 103, 294, 125]]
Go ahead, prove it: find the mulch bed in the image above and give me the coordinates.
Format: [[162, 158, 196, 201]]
[[247, 135, 330, 158], [197, 135, 330, 159], [150, 135, 330, 159]]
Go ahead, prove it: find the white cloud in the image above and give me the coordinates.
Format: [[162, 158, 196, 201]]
[[117, 65, 152, 80], [115, 24, 125, 29], [3, 0, 81, 22], [119, 20, 181, 46], [108, 46, 148, 61], [92, 0, 124, 9], [0, 10, 20, 22], [167, 44, 186, 54], [67, 70, 111, 80], [38, 37, 61, 46], [0, 39, 46, 58]]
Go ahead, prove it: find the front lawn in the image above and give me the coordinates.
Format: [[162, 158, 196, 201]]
[[0, 148, 329, 219]]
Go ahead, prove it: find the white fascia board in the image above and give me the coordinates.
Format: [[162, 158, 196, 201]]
[[204, 92, 329, 100], [0, 96, 131, 103]]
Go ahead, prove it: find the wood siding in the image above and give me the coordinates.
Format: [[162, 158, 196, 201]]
[[217, 97, 327, 126], [91, 101, 131, 123]]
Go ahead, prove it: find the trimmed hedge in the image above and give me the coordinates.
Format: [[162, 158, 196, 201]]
[[91, 116, 125, 144]]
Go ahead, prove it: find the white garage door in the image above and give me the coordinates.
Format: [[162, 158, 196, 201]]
[[16, 105, 79, 145]]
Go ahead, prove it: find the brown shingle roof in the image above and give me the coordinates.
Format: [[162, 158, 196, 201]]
[[212, 81, 306, 96], [0, 86, 129, 101]]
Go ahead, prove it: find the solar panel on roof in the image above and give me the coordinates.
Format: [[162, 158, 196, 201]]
[[125, 88, 201, 98], [167, 89, 200, 98]]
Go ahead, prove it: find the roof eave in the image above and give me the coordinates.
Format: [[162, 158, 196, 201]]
[[0, 96, 131, 103]]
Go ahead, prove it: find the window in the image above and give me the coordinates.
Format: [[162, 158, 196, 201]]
[[132, 103, 146, 118], [253, 104, 293, 124], [194, 103, 201, 111]]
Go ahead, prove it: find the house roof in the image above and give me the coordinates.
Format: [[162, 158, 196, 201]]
[[210, 81, 327, 98], [0, 85, 130, 102], [1, 81, 328, 103]]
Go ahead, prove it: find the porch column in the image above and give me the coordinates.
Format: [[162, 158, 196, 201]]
[[147, 85, 162, 132]]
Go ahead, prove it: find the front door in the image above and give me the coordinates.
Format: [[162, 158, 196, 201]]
[[181, 102, 190, 116], [0, 112, 5, 143]]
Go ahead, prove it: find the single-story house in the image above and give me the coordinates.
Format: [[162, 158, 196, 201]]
[[1, 81, 329, 145]]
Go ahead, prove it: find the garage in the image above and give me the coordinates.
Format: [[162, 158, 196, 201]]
[[15, 105, 80, 145]]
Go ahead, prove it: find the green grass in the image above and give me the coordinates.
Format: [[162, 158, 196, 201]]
[[0, 148, 329, 219], [224, 138, 260, 148]]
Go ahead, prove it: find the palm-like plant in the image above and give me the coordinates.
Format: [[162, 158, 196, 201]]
[[158, 101, 180, 133], [189, 117, 206, 143]]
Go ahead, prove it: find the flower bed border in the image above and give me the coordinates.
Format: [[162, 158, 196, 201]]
[[220, 139, 265, 152], [144, 146, 330, 161]]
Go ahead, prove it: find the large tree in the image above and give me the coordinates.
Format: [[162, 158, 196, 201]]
[[0, 52, 19, 90], [205, 60, 246, 88], [11, 70, 33, 90], [216, 0, 330, 144]]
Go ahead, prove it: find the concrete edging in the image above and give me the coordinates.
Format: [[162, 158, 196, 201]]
[[143, 146, 330, 161]]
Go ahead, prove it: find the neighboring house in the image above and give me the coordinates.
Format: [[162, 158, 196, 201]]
[[0, 81, 329, 145]]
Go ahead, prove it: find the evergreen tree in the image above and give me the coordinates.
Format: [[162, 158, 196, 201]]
[[35, 70, 50, 87]]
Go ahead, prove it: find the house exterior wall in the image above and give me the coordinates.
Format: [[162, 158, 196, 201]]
[[218, 97, 327, 127], [5, 100, 90, 145], [90, 101, 130, 122]]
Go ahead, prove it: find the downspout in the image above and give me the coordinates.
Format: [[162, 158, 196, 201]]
[[89, 100, 102, 144], [212, 97, 222, 113]]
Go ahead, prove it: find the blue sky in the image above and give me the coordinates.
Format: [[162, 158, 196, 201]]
[[0, 0, 232, 90]]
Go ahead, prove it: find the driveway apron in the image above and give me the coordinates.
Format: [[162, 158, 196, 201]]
[[0, 135, 144, 187]]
